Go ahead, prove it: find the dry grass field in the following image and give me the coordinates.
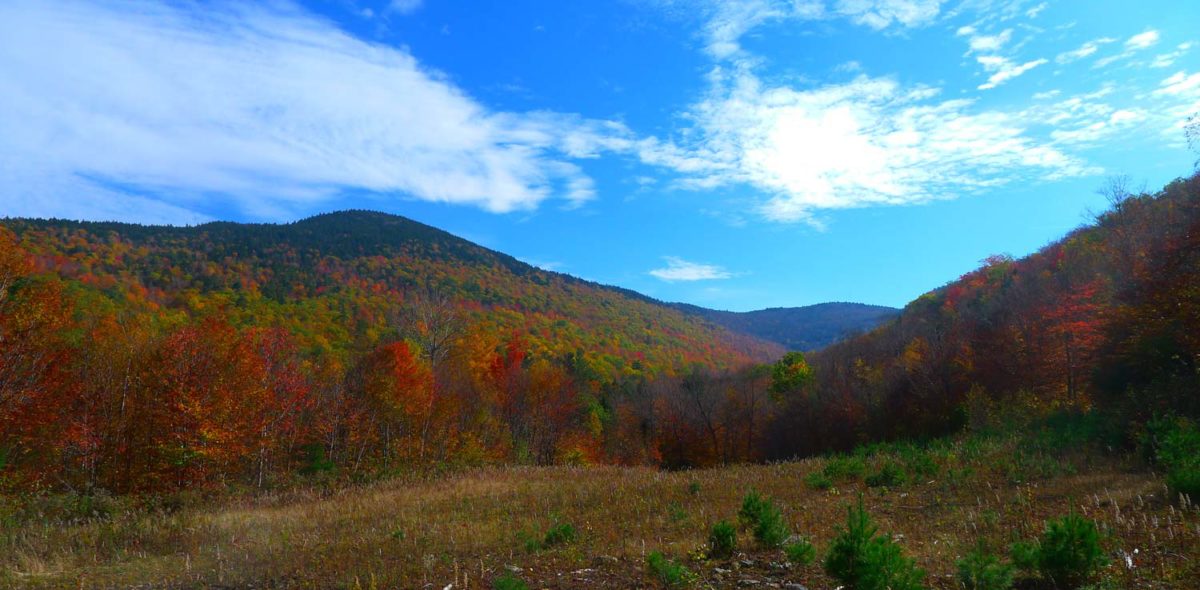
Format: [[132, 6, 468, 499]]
[[3, 432, 1198, 589]]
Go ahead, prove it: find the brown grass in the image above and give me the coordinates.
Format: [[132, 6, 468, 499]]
[[3, 438, 1199, 589]]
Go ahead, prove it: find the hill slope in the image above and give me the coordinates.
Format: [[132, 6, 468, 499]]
[[763, 172, 1200, 457], [3, 211, 783, 373], [673, 302, 898, 351]]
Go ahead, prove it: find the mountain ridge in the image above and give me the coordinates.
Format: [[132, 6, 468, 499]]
[[3, 209, 894, 353]]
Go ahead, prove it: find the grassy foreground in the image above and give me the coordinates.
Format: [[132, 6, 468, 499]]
[[3, 431, 1199, 589]]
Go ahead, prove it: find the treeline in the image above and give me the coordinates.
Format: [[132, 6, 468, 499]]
[[765, 173, 1200, 458]]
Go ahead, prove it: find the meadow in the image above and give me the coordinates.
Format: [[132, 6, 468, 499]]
[[4, 419, 1196, 589]]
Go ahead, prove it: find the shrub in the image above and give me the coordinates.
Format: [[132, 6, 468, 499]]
[[805, 471, 833, 490], [753, 505, 789, 548], [1143, 417, 1200, 501], [687, 481, 701, 495], [518, 521, 577, 552], [707, 520, 737, 559], [785, 537, 816, 565], [1167, 465, 1200, 502], [824, 456, 867, 480], [493, 573, 529, 590], [647, 551, 693, 587], [824, 499, 927, 590], [957, 543, 1014, 590], [738, 491, 789, 547], [738, 491, 769, 526], [542, 522, 577, 548], [865, 462, 907, 488], [1012, 513, 1106, 588]]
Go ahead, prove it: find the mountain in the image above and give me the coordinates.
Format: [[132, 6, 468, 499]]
[[673, 302, 899, 351], [2, 210, 787, 376]]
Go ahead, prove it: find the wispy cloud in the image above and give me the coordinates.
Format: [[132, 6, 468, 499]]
[[978, 57, 1048, 90], [835, 0, 944, 30], [1025, 2, 1048, 18], [1155, 71, 1200, 97], [0, 0, 627, 222], [649, 257, 734, 281], [701, 0, 944, 60], [1125, 29, 1161, 50], [637, 68, 1088, 223], [958, 27, 1013, 54], [1093, 29, 1162, 68], [1055, 37, 1116, 64], [1150, 42, 1194, 69], [956, 24, 1046, 90]]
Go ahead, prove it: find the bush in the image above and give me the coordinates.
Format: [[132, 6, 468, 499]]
[[805, 471, 833, 490], [738, 491, 789, 547], [1012, 513, 1107, 588], [865, 462, 907, 488], [518, 521, 577, 552], [1143, 417, 1200, 501], [738, 491, 769, 526], [1167, 465, 1200, 502], [957, 543, 1014, 590], [824, 499, 927, 590], [708, 520, 737, 559], [824, 456, 867, 480], [647, 551, 693, 587], [493, 573, 529, 590], [785, 537, 816, 565], [542, 522, 577, 548]]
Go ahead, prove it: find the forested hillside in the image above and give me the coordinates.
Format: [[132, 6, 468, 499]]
[[673, 302, 898, 351], [0, 211, 787, 492], [764, 172, 1200, 458]]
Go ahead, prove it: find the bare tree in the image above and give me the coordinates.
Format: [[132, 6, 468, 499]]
[[389, 289, 467, 459], [394, 290, 466, 368]]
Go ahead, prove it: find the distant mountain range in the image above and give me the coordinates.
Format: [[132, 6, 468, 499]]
[[673, 302, 899, 351]]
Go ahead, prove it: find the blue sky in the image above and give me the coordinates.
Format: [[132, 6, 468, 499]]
[[1, 1, 1198, 310]]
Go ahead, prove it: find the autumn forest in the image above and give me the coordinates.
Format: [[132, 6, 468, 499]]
[[1, 172, 1198, 491], [4, 173, 1200, 587]]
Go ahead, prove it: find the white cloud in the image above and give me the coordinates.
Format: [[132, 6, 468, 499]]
[[1047, 108, 1145, 145], [1091, 29, 1163, 68], [978, 58, 1047, 90], [1151, 42, 1194, 69], [1055, 37, 1115, 64], [1155, 71, 1200, 97], [0, 0, 628, 222], [639, 68, 1089, 223], [959, 28, 1013, 54], [955, 24, 1046, 90], [1125, 30, 1160, 50], [701, 0, 943, 60], [649, 257, 734, 281], [1025, 2, 1047, 18], [834, 0, 944, 30]]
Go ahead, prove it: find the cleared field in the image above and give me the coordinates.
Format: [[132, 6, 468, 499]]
[[3, 434, 1198, 589]]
